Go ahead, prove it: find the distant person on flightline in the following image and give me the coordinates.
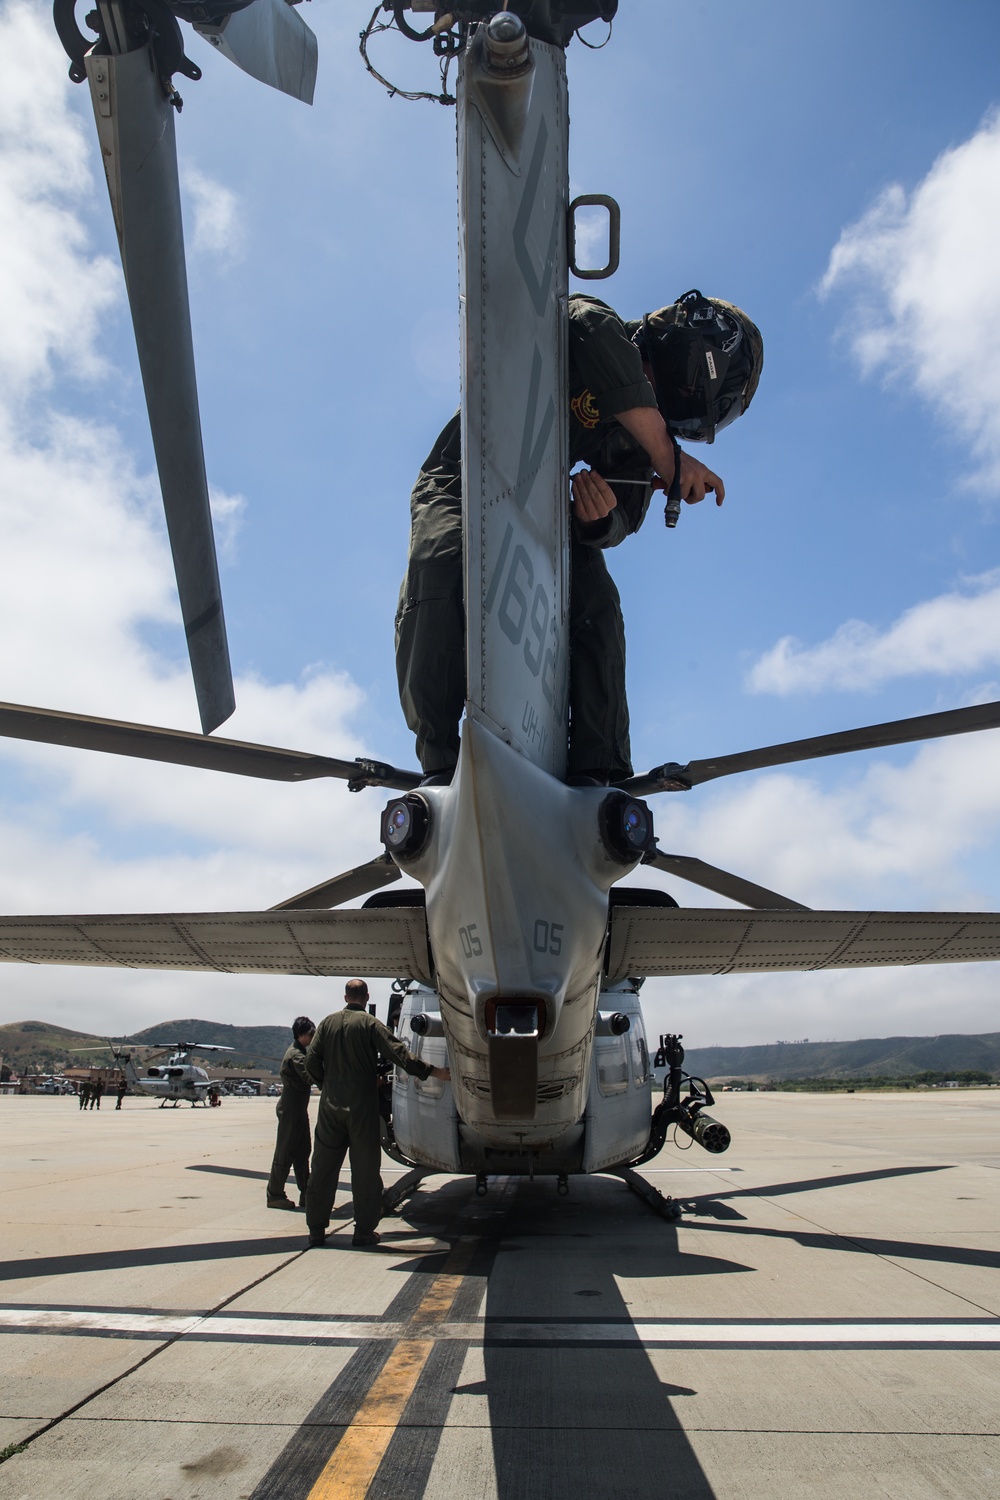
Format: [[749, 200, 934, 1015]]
[[266, 1016, 316, 1210], [79, 1080, 89, 1110], [304, 980, 450, 1249], [115, 1077, 127, 1110], [91, 1078, 102, 1110]]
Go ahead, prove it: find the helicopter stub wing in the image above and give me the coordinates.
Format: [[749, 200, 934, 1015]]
[[0, 909, 431, 984], [605, 907, 1000, 986]]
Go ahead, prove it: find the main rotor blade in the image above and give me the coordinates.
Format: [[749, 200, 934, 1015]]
[[0, 700, 421, 791], [85, 45, 233, 734], [133, 1041, 236, 1051], [194, 0, 318, 104], [623, 698, 1000, 797], [270, 854, 401, 911], [644, 849, 809, 911]]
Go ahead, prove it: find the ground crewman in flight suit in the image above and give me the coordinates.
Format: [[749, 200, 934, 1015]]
[[266, 1015, 316, 1210], [396, 289, 763, 783], [304, 980, 450, 1248]]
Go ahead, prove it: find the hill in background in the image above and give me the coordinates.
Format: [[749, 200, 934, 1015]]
[[682, 1032, 1000, 1082], [126, 1019, 292, 1070], [5, 1018, 1000, 1082], [0, 1018, 290, 1073], [0, 1021, 113, 1072]]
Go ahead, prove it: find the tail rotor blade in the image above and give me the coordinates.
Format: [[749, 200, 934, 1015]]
[[270, 854, 402, 911], [194, 0, 318, 104], [0, 699, 422, 790], [85, 46, 234, 733], [644, 849, 809, 911], [625, 699, 1000, 797]]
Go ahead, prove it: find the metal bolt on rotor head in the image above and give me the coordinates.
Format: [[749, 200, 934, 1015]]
[[485, 11, 530, 73]]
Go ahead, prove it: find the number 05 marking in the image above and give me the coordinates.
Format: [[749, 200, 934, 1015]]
[[459, 924, 483, 958], [533, 919, 563, 955]]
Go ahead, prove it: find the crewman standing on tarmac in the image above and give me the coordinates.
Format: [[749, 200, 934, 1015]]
[[266, 1015, 316, 1211], [304, 980, 450, 1249]]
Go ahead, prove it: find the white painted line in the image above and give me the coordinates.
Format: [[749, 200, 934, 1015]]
[[1, 1308, 998, 1346], [0, 1308, 200, 1336]]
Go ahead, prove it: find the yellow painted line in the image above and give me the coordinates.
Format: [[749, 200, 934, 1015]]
[[306, 1238, 478, 1500], [306, 1339, 433, 1499]]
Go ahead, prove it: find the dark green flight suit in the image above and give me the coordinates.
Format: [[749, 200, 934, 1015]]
[[266, 1041, 312, 1204], [395, 294, 657, 779], [304, 1006, 433, 1238]]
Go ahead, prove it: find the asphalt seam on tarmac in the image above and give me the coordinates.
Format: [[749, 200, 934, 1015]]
[[0, 1239, 310, 1464], [745, 1189, 1000, 1318], [0, 1146, 221, 1199], [9, 1417, 998, 1437]]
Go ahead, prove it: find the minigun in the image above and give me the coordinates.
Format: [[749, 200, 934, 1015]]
[[644, 1033, 732, 1157]]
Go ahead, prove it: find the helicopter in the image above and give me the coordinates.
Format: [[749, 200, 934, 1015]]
[[1, 1, 1000, 1206], [118, 1039, 234, 1106], [72, 1038, 235, 1104]]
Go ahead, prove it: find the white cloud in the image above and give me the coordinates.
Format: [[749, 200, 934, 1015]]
[[748, 572, 1000, 694], [628, 727, 1000, 1044], [208, 483, 247, 560], [0, 2, 118, 396], [821, 108, 1000, 491], [182, 163, 242, 256], [0, 4, 396, 1033], [1, 4, 999, 1050], [645, 727, 1000, 917]]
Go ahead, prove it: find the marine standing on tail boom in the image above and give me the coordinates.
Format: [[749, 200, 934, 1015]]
[[396, 289, 762, 783]]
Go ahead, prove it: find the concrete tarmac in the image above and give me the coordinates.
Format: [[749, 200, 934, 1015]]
[[0, 1089, 996, 1499]]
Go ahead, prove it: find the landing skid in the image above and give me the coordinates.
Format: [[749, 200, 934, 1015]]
[[606, 1166, 682, 1220], [383, 1167, 435, 1213], [381, 1165, 682, 1220]]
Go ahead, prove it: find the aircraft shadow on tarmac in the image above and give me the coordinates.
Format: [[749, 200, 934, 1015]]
[[253, 1160, 988, 1500], [248, 1173, 731, 1500], [487, 1177, 723, 1500], [187, 1163, 270, 1181], [0, 1160, 982, 1288], [684, 1162, 950, 1206], [0, 1234, 306, 1284], [680, 1220, 1000, 1271], [4, 1162, 991, 1500]]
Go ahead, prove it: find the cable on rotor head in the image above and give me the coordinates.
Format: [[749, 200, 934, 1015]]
[[391, 2, 435, 41], [359, 2, 460, 105]]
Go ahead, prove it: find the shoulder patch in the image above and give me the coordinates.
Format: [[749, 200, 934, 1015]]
[[571, 388, 600, 429]]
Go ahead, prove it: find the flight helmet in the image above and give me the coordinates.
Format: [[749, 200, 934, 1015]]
[[636, 289, 763, 443]]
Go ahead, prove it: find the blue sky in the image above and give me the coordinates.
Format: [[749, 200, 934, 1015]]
[[1, 0, 1000, 1044]]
